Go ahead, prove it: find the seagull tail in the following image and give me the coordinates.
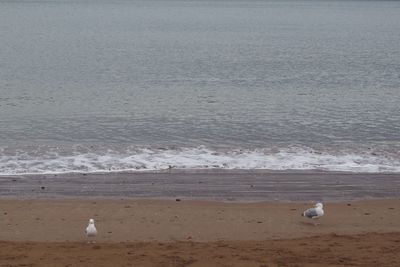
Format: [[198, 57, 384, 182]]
[[301, 212, 304, 217]]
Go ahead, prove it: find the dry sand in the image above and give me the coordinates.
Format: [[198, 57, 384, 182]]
[[0, 199, 400, 266]]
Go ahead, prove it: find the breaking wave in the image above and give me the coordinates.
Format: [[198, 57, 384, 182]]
[[0, 145, 399, 175]]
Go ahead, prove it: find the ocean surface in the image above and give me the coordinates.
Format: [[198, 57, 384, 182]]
[[0, 0, 399, 175]]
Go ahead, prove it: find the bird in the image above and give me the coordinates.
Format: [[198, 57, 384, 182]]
[[302, 202, 324, 225], [85, 218, 97, 242]]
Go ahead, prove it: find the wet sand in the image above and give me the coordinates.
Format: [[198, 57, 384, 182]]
[[1, 232, 400, 267], [1, 170, 400, 201]]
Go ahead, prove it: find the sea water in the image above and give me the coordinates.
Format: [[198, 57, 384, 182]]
[[0, 0, 399, 174]]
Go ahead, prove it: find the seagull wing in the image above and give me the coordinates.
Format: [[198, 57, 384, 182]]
[[303, 208, 319, 218]]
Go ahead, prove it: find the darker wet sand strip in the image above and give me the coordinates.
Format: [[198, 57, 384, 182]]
[[0, 170, 399, 201]]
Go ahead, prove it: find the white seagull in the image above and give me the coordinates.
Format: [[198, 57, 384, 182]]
[[302, 203, 324, 225], [85, 218, 97, 242]]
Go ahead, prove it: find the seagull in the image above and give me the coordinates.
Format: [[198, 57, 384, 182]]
[[302, 203, 324, 225], [85, 218, 97, 242]]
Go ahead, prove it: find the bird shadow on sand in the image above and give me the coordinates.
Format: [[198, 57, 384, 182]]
[[298, 221, 323, 227]]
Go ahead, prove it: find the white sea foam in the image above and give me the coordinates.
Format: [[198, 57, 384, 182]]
[[0, 146, 399, 175]]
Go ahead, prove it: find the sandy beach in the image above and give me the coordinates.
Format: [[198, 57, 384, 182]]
[[1, 171, 399, 266], [1, 198, 400, 266]]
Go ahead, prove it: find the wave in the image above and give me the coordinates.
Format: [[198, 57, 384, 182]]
[[0, 145, 399, 175]]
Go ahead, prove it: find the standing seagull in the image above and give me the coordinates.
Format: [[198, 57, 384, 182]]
[[85, 218, 97, 242], [302, 203, 324, 225]]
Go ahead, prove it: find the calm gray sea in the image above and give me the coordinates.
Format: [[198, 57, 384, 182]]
[[0, 0, 399, 174]]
